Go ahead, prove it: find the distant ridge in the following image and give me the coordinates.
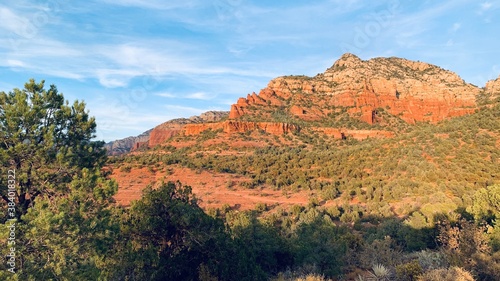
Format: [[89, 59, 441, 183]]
[[104, 111, 229, 155]]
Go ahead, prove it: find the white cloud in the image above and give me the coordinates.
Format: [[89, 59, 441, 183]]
[[0, 7, 29, 35], [451, 22, 461, 32], [5, 59, 25, 67], [185, 92, 215, 100], [481, 2, 493, 10], [155, 92, 176, 98], [95, 68, 142, 88]]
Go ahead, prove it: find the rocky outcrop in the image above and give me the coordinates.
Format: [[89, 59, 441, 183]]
[[148, 111, 229, 147], [106, 111, 229, 154], [229, 53, 481, 124], [312, 128, 394, 140], [148, 121, 299, 146], [189, 111, 230, 122], [183, 121, 299, 136], [148, 123, 185, 147], [485, 76, 500, 100], [108, 54, 494, 151]]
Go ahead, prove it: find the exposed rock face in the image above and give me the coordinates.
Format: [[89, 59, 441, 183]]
[[106, 111, 228, 154], [149, 123, 185, 147], [189, 111, 229, 122], [149, 121, 299, 146], [229, 53, 481, 124], [485, 75, 500, 98], [109, 54, 492, 150], [104, 129, 151, 156], [312, 128, 394, 140], [148, 111, 229, 147], [183, 121, 299, 136]]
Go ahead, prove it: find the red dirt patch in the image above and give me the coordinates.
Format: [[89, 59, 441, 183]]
[[111, 165, 312, 210]]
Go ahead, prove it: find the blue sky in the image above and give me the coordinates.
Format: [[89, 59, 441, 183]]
[[0, 0, 499, 141]]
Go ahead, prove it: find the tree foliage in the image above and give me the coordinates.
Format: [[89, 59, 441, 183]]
[[0, 80, 116, 280], [0, 79, 106, 217], [103, 181, 265, 280], [467, 184, 500, 222]]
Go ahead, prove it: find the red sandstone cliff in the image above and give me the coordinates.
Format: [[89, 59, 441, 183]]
[[229, 53, 480, 124], [148, 121, 299, 147], [145, 111, 229, 148], [183, 121, 299, 136], [312, 128, 394, 140], [110, 54, 496, 150]]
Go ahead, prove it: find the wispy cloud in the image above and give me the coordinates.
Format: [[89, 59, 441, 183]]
[[451, 22, 462, 32], [480, 2, 493, 10], [155, 92, 176, 98], [98, 0, 202, 10], [0, 6, 30, 35], [185, 92, 215, 100]]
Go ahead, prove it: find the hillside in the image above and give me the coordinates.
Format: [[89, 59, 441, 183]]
[[99, 54, 500, 280], [109, 53, 500, 213], [128, 54, 486, 153]]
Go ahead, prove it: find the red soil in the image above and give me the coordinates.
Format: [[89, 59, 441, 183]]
[[111, 166, 312, 210]]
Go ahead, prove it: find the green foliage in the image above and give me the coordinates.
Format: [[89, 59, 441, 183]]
[[0, 80, 116, 280], [4, 80, 500, 279], [0, 79, 107, 218], [396, 260, 423, 281], [103, 181, 265, 280], [368, 264, 393, 281], [4, 169, 118, 280], [467, 184, 500, 222]]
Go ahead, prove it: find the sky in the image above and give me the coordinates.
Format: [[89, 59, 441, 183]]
[[0, 0, 499, 142]]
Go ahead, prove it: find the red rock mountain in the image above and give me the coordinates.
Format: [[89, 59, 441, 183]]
[[110, 54, 490, 152], [230, 53, 480, 124]]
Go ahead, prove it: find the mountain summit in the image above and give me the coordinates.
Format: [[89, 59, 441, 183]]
[[230, 53, 480, 124]]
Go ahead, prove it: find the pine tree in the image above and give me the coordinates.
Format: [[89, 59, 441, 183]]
[[0, 79, 107, 218]]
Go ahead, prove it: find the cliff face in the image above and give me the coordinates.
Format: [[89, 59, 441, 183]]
[[107, 111, 228, 154], [183, 121, 299, 136], [230, 53, 480, 124], [109, 54, 494, 150], [485, 75, 500, 98], [148, 123, 185, 147], [148, 111, 229, 147], [148, 121, 299, 146], [312, 128, 394, 140]]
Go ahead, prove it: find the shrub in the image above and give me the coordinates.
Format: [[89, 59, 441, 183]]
[[120, 164, 132, 173], [396, 260, 423, 281], [417, 266, 474, 281]]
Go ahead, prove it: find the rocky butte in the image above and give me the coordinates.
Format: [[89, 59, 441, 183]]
[[230, 53, 481, 124], [108, 53, 496, 153]]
